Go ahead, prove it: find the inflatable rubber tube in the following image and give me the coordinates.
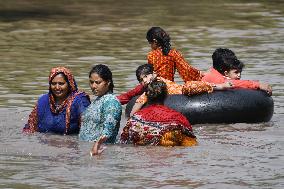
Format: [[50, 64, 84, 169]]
[[125, 89, 274, 124]]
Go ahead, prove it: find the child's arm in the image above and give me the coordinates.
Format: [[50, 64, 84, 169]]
[[130, 92, 147, 116], [173, 50, 203, 82], [182, 81, 214, 95], [229, 80, 272, 95], [130, 102, 144, 117], [212, 82, 234, 90], [230, 80, 259, 89], [117, 84, 144, 105]]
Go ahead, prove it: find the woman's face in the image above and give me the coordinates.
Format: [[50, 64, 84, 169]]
[[89, 73, 110, 97], [50, 74, 69, 101]]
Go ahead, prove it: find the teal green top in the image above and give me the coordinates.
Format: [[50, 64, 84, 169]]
[[79, 93, 122, 143]]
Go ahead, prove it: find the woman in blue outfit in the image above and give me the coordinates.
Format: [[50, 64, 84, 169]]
[[23, 67, 90, 135], [79, 64, 122, 155]]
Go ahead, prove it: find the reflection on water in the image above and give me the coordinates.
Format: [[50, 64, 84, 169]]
[[0, 0, 283, 188]]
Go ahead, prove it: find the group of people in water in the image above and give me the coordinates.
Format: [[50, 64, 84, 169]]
[[23, 27, 272, 156]]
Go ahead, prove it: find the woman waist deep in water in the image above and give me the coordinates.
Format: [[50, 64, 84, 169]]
[[79, 64, 122, 155], [23, 67, 90, 135]]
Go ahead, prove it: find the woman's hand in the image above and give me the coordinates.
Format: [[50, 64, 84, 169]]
[[90, 135, 107, 156]]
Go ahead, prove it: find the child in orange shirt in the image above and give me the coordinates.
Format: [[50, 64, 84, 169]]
[[146, 27, 202, 82], [202, 48, 272, 95]]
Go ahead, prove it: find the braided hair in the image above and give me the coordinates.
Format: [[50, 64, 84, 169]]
[[146, 27, 171, 56]]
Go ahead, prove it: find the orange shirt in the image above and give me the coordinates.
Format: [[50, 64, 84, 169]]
[[147, 48, 202, 82], [136, 77, 213, 104], [202, 68, 260, 89]]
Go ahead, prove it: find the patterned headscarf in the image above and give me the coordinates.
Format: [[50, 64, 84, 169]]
[[48, 67, 78, 114], [49, 67, 77, 93]]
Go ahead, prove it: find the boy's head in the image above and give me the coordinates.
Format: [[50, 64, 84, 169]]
[[212, 48, 244, 80], [136, 64, 156, 85]]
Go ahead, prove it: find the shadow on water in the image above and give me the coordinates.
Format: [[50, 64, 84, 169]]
[[0, 9, 70, 22], [0, 0, 75, 21]]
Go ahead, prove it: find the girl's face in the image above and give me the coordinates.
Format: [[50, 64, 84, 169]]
[[50, 74, 69, 101], [89, 73, 110, 97], [224, 69, 241, 80], [149, 40, 159, 50], [139, 73, 156, 86]]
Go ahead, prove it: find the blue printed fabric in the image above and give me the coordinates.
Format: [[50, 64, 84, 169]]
[[79, 93, 122, 143], [24, 93, 90, 134]]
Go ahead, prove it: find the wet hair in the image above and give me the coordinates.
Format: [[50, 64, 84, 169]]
[[89, 64, 114, 92], [146, 27, 171, 56], [212, 48, 244, 75], [136, 64, 154, 82], [146, 80, 168, 105]]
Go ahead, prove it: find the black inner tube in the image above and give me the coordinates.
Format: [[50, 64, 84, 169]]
[[125, 89, 274, 124]]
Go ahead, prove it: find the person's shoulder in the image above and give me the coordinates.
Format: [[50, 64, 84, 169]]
[[74, 91, 90, 100], [35, 94, 50, 108], [202, 68, 226, 83], [73, 92, 91, 105], [103, 94, 122, 111], [202, 68, 214, 77], [170, 48, 178, 52], [104, 94, 121, 104], [163, 105, 189, 120], [169, 48, 182, 56], [149, 48, 163, 55], [37, 93, 49, 102]]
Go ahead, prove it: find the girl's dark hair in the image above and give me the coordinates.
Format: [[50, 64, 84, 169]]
[[89, 64, 114, 92], [146, 80, 168, 104], [146, 27, 171, 56]]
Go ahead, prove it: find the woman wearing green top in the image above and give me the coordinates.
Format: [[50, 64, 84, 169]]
[[79, 64, 122, 155]]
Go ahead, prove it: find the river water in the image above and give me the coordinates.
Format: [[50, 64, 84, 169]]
[[0, 0, 283, 188]]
